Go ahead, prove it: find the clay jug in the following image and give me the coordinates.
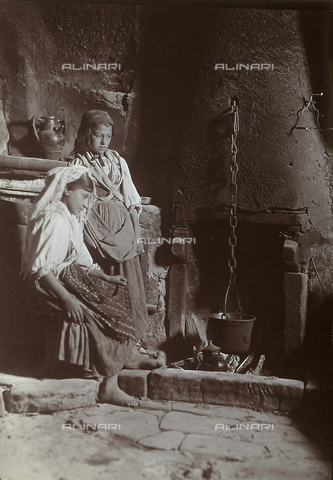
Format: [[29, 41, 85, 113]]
[[31, 116, 65, 160]]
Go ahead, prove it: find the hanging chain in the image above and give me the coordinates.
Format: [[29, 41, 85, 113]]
[[223, 99, 242, 314], [228, 100, 239, 284]]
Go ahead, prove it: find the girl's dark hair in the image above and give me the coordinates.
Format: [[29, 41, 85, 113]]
[[74, 122, 113, 155], [66, 173, 94, 193]]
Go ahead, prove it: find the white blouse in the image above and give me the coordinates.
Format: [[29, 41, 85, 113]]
[[24, 201, 96, 279]]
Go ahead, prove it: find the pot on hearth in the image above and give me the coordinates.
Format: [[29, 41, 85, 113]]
[[194, 341, 228, 371]]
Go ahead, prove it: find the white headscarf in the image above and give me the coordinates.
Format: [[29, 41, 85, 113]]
[[28, 165, 95, 221]]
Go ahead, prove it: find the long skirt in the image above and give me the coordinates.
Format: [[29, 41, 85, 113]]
[[28, 263, 137, 381], [84, 196, 149, 342]]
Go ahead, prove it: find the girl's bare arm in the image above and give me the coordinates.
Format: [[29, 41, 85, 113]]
[[89, 268, 127, 286]]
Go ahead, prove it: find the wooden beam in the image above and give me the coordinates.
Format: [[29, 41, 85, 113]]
[[0, 189, 37, 197], [0, 169, 46, 177], [0, 155, 68, 172]]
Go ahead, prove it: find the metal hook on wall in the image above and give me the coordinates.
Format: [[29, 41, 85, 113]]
[[289, 93, 333, 133], [210, 97, 239, 139]]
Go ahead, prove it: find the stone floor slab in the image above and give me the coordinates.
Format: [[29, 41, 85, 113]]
[[221, 426, 310, 445], [78, 410, 160, 442], [274, 440, 330, 462], [161, 411, 221, 436], [180, 433, 268, 461], [170, 401, 294, 425], [138, 430, 185, 450], [159, 411, 301, 444]]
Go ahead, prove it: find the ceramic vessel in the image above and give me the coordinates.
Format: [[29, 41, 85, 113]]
[[31, 116, 65, 160]]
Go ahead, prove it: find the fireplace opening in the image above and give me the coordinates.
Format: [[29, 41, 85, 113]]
[[189, 219, 288, 376]]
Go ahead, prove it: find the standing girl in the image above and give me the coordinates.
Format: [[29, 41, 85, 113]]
[[22, 166, 140, 406], [70, 110, 164, 369]]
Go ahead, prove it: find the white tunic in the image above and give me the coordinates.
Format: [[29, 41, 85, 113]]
[[24, 201, 95, 279]]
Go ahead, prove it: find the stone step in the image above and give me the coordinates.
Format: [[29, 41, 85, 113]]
[[0, 374, 99, 414], [0, 369, 304, 414]]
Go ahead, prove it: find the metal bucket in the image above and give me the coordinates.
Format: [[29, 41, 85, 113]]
[[208, 312, 256, 354]]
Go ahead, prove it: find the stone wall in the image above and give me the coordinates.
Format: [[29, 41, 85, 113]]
[[168, 8, 333, 366], [0, 2, 141, 160]]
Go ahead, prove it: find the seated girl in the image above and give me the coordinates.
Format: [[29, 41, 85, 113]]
[[22, 165, 142, 406]]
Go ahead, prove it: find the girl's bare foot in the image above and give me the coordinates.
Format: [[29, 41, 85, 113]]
[[98, 375, 139, 407], [124, 347, 167, 370]]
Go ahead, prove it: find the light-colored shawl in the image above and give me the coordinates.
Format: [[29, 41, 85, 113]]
[[71, 150, 142, 214]]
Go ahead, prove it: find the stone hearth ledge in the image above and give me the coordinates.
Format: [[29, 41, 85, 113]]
[[148, 370, 304, 412], [0, 369, 304, 415]]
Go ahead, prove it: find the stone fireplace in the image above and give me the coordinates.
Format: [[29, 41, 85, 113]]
[[166, 209, 311, 376]]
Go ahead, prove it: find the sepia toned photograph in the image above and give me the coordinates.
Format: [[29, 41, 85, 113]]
[[0, 0, 332, 478]]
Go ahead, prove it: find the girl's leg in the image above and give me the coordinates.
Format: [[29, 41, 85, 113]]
[[112, 258, 149, 342], [107, 259, 167, 370], [98, 374, 139, 407]]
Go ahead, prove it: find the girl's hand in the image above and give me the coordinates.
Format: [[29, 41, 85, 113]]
[[39, 271, 84, 324], [89, 269, 126, 286], [130, 209, 144, 255], [136, 239, 145, 255], [107, 275, 127, 286], [63, 294, 84, 324]]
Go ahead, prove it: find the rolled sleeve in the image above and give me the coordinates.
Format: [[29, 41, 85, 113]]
[[26, 212, 72, 279]]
